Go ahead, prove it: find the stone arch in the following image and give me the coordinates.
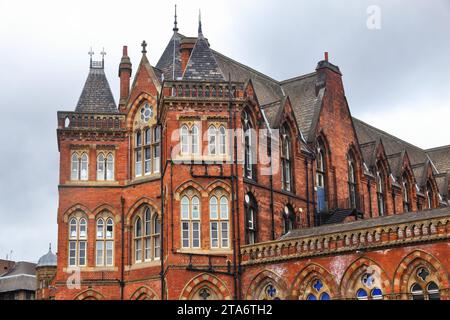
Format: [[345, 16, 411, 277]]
[[179, 273, 231, 300], [62, 204, 91, 223], [206, 180, 231, 195], [174, 181, 205, 200], [290, 263, 339, 300], [340, 256, 392, 299], [245, 270, 288, 300], [74, 289, 104, 300], [126, 92, 157, 129], [126, 197, 160, 224], [393, 250, 449, 297], [130, 286, 159, 300]]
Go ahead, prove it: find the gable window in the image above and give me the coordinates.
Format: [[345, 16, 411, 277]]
[[280, 124, 293, 192], [181, 195, 201, 249], [97, 152, 114, 181], [316, 142, 327, 213], [244, 193, 257, 244], [96, 217, 114, 266], [135, 126, 160, 177], [209, 196, 229, 249], [402, 173, 411, 212], [133, 207, 160, 263], [242, 111, 255, 180], [376, 169, 386, 216], [348, 153, 357, 209], [71, 152, 89, 181], [68, 216, 87, 267], [282, 205, 295, 235]]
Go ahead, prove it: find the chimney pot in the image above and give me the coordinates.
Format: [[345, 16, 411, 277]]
[[123, 46, 128, 56], [324, 52, 329, 61]]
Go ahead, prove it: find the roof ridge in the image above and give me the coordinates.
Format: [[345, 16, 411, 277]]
[[352, 117, 425, 153], [279, 72, 317, 84], [211, 49, 280, 84], [426, 145, 450, 152]]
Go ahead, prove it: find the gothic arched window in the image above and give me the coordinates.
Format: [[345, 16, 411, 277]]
[[134, 207, 160, 263], [135, 125, 160, 177], [242, 111, 255, 180], [348, 152, 357, 209], [281, 124, 293, 192], [282, 205, 295, 235], [71, 152, 89, 181], [96, 216, 114, 266], [376, 167, 386, 216], [402, 172, 411, 212], [181, 195, 201, 249], [97, 152, 114, 181], [244, 193, 257, 244], [426, 181, 433, 209], [355, 273, 383, 300], [410, 267, 440, 300], [68, 215, 87, 267], [305, 279, 331, 300], [316, 141, 327, 213], [209, 196, 229, 249]]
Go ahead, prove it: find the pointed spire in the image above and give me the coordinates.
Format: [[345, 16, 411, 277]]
[[48, 243, 52, 252], [198, 9, 203, 36], [88, 47, 94, 68], [141, 40, 147, 54], [173, 4, 179, 32]]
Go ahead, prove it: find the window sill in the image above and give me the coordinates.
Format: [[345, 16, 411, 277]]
[[177, 249, 233, 255], [125, 260, 160, 271], [129, 175, 161, 185], [63, 266, 118, 273], [63, 181, 120, 186]]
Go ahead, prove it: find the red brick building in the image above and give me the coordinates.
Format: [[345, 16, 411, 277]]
[[51, 13, 450, 300]]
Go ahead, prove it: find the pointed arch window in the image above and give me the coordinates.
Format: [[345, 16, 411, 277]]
[[426, 181, 433, 209], [348, 153, 357, 209], [97, 152, 114, 181], [244, 193, 257, 244], [305, 279, 331, 300], [181, 195, 201, 249], [180, 124, 200, 156], [376, 168, 386, 216], [68, 216, 87, 267], [316, 141, 327, 213], [410, 267, 440, 300], [208, 125, 227, 157], [133, 207, 160, 263], [282, 205, 295, 235], [402, 173, 411, 212], [135, 126, 160, 177], [71, 152, 89, 181], [208, 126, 217, 156], [281, 124, 293, 192], [181, 125, 189, 154], [242, 111, 255, 180], [96, 217, 114, 266], [355, 273, 383, 300], [191, 125, 199, 155], [210, 196, 229, 249]]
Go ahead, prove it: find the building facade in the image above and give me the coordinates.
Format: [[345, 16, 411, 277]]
[[51, 14, 450, 300]]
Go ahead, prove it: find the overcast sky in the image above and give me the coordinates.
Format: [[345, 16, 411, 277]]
[[0, 0, 449, 262]]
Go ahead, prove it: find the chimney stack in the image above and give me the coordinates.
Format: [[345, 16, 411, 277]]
[[180, 37, 196, 74], [324, 52, 329, 62], [118, 45, 132, 108]]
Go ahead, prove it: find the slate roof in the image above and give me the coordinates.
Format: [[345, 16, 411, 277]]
[[182, 35, 224, 81], [37, 248, 57, 268], [0, 261, 36, 293], [426, 145, 450, 174], [280, 206, 450, 240], [75, 63, 117, 113], [155, 32, 183, 81]]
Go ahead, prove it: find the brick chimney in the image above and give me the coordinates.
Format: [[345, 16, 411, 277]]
[[315, 52, 343, 95], [180, 37, 197, 74], [118, 45, 132, 108]]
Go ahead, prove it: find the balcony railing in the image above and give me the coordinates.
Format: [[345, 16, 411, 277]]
[[163, 81, 244, 99], [57, 111, 126, 130]]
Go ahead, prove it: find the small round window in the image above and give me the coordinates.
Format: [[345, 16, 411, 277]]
[[140, 103, 153, 122]]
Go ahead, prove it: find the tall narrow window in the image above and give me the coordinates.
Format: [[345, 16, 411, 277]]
[[68, 216, 87, 267], [208, 126, 217, 155], [244, 193, 257, 244], [242, 111, 254, 180], [210, 196, 229, 249], [134, 207, 160, 263], [348, 153, 357, 209], [97, 153, 114, 181], [181, 195, 201, 249], [402, 173, 411, 212], [426, 181, 433, 209], [97, 153, 105, 180], [282, 206, 295, 235], [135, 126, 161, 177], [96, 217, 114, 266], [281, 124, 292, 192], [376, 169, 386, 216], [181, 125, 189, 155], [316, 143, 327, 213], [191, 125, 199, 155], [71, 153, 79, 180], [219, 126, 226, 155]]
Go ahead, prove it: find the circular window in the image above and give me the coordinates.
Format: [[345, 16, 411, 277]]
[[140, 103, 153, 122]]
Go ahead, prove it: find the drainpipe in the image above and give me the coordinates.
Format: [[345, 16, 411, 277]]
[[120, 196, 125, 300], [269, 134, 275, 240]]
